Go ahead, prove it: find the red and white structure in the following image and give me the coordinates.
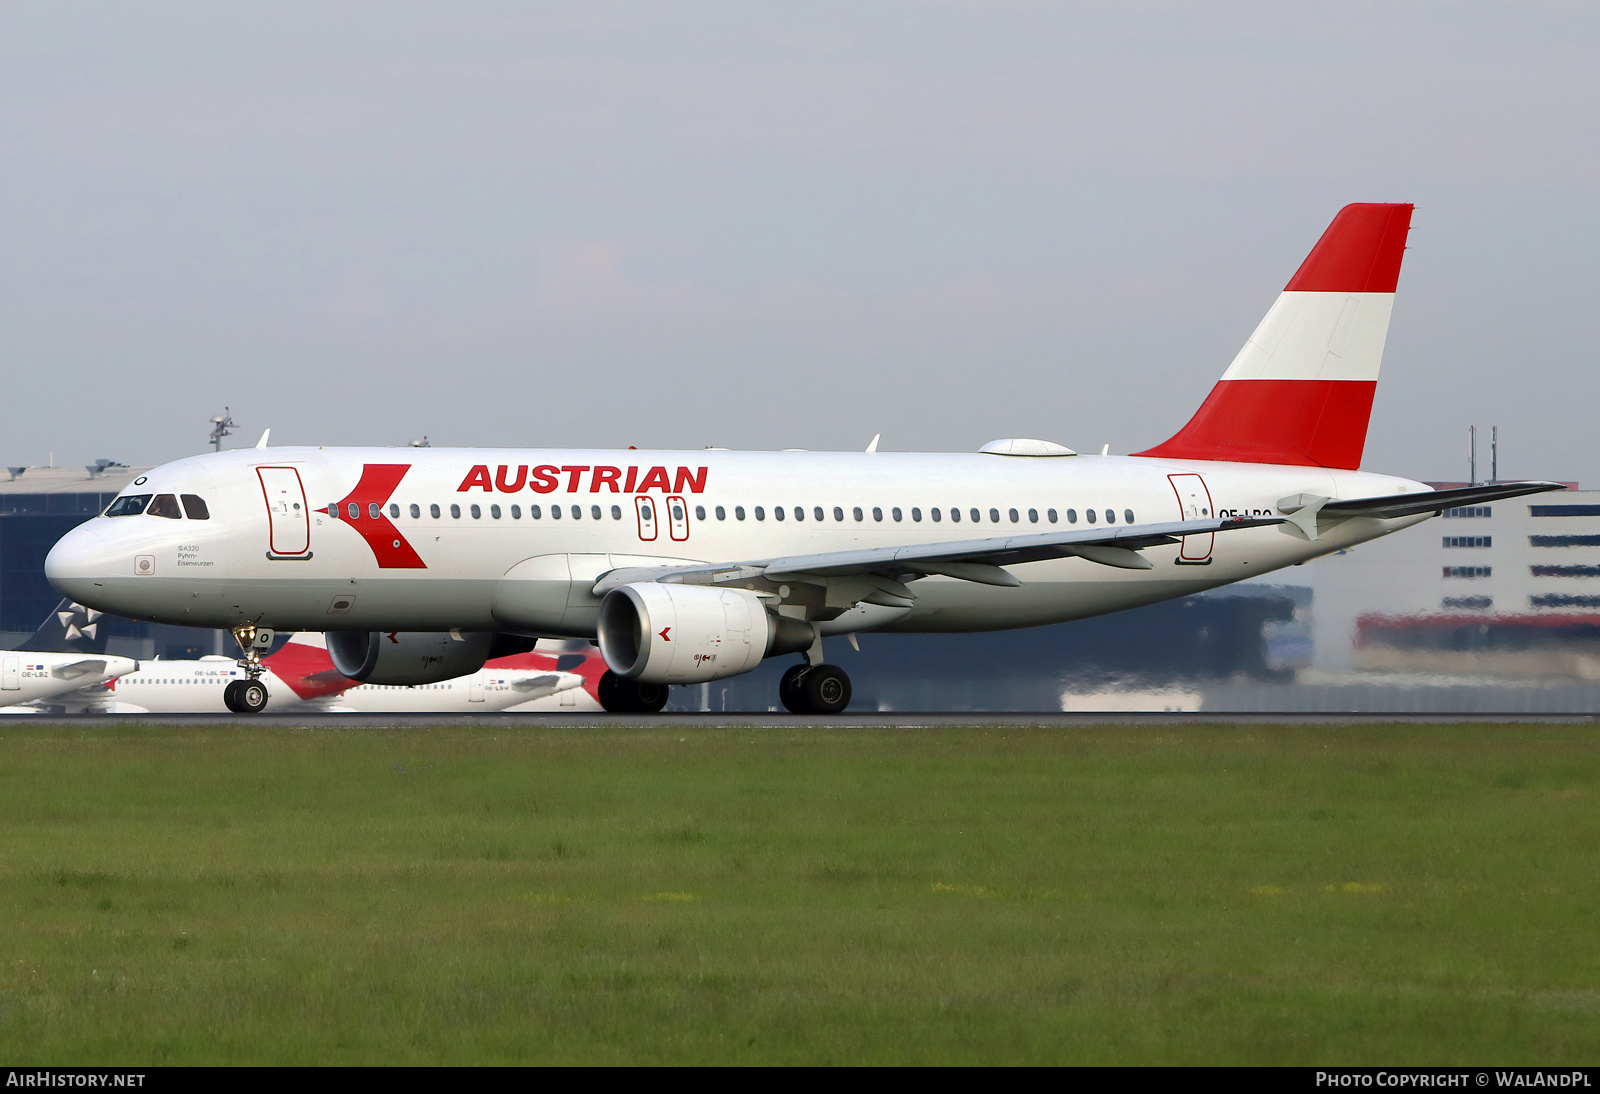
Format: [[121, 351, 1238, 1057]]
[[44, 203, 1562, 714]]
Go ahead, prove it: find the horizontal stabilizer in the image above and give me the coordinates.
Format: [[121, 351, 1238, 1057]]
[[1319, 480, 1565, 521]]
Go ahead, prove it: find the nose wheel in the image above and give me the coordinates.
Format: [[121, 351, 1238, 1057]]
[[779, 663, 851, 715], [597, 670, 670, 714], [224, 678, 269, 713], [227, 623, 272, 714]]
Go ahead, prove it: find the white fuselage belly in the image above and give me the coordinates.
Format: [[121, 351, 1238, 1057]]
[[46, 447, 1431, 635]]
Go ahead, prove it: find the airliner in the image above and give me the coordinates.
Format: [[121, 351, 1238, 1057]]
[[0, 601, 138, 712], [44, 204, 1560, 714], [96, 633, 584, 714]]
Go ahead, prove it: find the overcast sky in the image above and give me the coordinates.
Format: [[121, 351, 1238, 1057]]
[[2, 2, 1596, 484]]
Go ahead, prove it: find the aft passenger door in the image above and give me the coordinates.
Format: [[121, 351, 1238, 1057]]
[[1167, 473, 1214, 564], [1, 656, 18, 691], [257, 467, 311, 558]]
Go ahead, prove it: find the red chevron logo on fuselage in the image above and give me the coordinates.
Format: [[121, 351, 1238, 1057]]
[[333, 464, 427, 569]]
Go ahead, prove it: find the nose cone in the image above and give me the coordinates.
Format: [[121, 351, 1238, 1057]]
[[44, 522, 117, 605]]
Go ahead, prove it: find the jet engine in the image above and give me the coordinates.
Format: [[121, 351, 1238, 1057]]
[[326, 630, 496, 686], [597, 583, 813, 685]]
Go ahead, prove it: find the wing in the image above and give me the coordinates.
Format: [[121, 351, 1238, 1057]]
[[50, 659, 109, 679], [592, 514, 1284, 604]]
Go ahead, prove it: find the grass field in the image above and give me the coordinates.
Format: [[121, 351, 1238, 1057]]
[[1, 722, 1597, 1065]]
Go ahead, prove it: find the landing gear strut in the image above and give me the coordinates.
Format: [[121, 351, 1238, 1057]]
[[598, 670, 670, 714], [779, 663, 852, 715], [225, 623, 272, 714]]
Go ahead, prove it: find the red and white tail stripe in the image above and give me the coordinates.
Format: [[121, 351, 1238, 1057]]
[[1135, 203, 1413, 469]]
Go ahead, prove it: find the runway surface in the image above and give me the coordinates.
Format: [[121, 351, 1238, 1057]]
[[9, 711, 1597, 728]]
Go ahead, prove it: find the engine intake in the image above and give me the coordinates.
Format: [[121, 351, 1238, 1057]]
[[598, 583, 811, 684], [326, 630, 495, 685]]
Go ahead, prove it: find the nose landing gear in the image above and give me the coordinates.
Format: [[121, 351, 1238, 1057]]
[[226, 623, 272, 714], [779, 663, 852, 715], [223, 677, 269, 713]]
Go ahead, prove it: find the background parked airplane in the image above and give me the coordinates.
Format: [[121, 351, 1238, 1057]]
[[0, 600, 139, 712]]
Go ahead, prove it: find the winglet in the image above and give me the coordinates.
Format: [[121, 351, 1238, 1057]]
[[255, 429, 271, 449]]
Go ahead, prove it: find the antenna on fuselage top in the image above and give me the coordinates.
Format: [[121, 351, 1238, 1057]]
[[209, 408, 237, 452], [866, 434, 880, 453]]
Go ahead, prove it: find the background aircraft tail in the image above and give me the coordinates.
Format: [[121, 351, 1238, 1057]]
[[18, 599, 110, 654], [1134, 202, 1413, 469]]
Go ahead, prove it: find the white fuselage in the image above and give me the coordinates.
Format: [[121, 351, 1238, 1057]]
[[0, 650, 139, 710], [45, 446, 1433, 639]]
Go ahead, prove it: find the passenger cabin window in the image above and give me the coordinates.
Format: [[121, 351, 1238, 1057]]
[[369, 503, 381, 520], [815, 507, 825, 522], [950, 508, 960, 522], [551, 504, 562, 519], [1085, 509, 1096, 523], [592, 505, 602, 520], [716, 506, 726, 520], [410, 503, 421, 518], [1105, 509, 1115, 524], [753, 506, 763, 521], [389, 503, 400, 519], [180, 495, 210, 520], [674, 503, 686, 522], [793, 507, 802, 521], [571, 505, 581, 519], [430, 503, 441, 518], [774, 506, 785, 521], [450, 504, 461, 518], [736, 506, 746, 520], [348, 503, 361, 520], [912, 508, 922, 522], [696, 505, 707, 520], [611, 505, 622, 520], [511, 505, 521, 518], [106, 495, 152, 517], [1048, 509, 1058, 523], [531, 505, 542, 518], [989, 508, 999, 523], [834, 507, 844, 522], [470, 504, 481, 519], [1124, 509, 1135, 524], [148, 494, 183, 519], [1009, 508, 1019, 523], [854, 507, 863, 521], [1028, 508, 1038, 523], [491, 504, 501, 519], [892, 507, 902, 522]]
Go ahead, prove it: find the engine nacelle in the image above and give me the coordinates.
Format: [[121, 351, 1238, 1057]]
[[598, 583, 811, 684], [326, 630, 495, 685]]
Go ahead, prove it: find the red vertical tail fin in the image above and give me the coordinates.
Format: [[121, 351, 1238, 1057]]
[[1134, 203, 1413, 469]]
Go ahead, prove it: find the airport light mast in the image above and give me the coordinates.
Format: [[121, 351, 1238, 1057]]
[[209, 408, 237, 452]]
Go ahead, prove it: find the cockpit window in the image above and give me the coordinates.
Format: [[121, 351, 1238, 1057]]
[[180, 494, 210, 520], [105, 494, 151, 517], [147, 494, 183, 519]]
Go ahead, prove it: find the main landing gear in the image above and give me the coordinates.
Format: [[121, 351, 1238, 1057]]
[[225, 623, 272, 714], [779, 663, 852, 715], [597, 671, 671, 714]]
